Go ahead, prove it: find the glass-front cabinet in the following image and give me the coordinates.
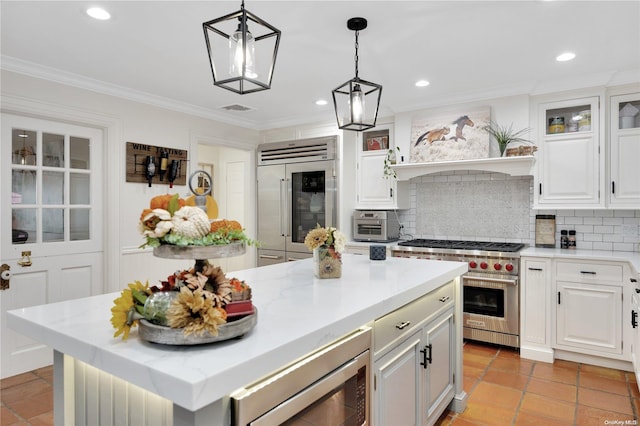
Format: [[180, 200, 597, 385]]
[[609, 92, 640, 208], [534, 95, 605, 208]]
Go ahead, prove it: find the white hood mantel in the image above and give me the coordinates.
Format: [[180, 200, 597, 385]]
[[391, 156, 536, 181]]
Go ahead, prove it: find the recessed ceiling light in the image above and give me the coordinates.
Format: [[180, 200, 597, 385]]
[[415, 80, 430, 87], [87, 7, 111, 20], [556, 52, 576, 62], [315, 99, 328, 106]]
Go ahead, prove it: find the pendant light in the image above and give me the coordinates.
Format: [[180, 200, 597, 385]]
[[202, 0, 281, 94], [332, 17, 382, 132]]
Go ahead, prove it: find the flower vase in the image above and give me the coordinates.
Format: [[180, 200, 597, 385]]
[[313, 244, 342, 279]]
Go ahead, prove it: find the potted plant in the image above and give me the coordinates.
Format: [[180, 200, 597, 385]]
[[383, 146, 400, 179], [484, 122, 535, 156]]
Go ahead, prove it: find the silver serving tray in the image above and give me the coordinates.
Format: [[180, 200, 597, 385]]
[[152, 241, 246, 260], [138, 308, 257, 345]]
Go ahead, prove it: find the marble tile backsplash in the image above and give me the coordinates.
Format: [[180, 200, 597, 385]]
[[397, 171, 640, 252]]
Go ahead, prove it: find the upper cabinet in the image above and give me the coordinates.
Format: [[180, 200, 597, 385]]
[[609, 92, 640, 208], [533, 94, 605, 209], [356, 124, 409, 210]]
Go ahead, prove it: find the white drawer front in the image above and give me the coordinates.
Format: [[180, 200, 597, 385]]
[[556, 261, 623, 283], [373, 281, 453, 354]]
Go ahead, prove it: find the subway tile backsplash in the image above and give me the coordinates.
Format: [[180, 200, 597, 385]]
[[397, 171, 640, 252]]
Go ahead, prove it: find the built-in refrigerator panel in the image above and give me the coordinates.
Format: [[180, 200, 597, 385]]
[[257, 136, 337, 267]]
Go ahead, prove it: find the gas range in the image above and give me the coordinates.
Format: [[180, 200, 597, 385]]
[[391, 239, 525, 275]]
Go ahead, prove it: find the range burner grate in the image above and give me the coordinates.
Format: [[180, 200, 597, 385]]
[[398, 239, 524, 253]]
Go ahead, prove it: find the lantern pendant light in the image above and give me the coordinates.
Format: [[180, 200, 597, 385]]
[[332, 17, 382, 131], [202, 0, 281, 94]]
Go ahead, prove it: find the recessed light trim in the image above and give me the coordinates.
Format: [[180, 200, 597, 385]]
[[315, 99, 328, 106], [415, 80, 430, 87], [87, 7, 111, 20], [556, 52, 576, 62]]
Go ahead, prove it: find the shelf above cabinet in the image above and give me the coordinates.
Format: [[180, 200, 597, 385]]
[[391, 156, 536, 181]]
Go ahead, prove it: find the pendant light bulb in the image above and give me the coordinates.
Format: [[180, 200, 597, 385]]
[[351, 84, 365, 123], [229, 18, 257, 79]]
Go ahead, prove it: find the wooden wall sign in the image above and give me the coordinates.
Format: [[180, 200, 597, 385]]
[[126, 142, 188, 186]]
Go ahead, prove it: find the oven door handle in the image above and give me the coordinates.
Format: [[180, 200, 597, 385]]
[[464, 276, 518, 286]]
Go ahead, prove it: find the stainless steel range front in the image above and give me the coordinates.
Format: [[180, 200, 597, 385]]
[[392, 239, 525, 348]]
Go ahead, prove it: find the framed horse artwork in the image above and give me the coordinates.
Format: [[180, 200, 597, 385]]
[[409, 106, 491, 163]]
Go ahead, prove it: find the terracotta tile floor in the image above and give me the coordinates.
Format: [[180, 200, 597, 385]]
[[437, 341, 640, 425], [1, 341, 639, 425]]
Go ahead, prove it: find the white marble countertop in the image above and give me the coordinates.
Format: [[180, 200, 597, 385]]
[[7, 254, 467, 412], [521, 247, 640, 277]]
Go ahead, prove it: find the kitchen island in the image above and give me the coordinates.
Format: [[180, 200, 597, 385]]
[[7, 254, 468, 426]]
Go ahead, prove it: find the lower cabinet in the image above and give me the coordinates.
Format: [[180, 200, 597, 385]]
[[555, 280, 623, 355], [373, 284, 455, 426]]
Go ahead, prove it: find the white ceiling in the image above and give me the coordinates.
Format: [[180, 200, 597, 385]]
[[2, 1, 639, 130]]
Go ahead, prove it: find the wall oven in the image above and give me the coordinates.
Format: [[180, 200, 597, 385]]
[[231, 327, 371, 426], [392, 239, 524, 348]]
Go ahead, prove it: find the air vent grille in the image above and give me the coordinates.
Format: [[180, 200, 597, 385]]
[[221, 104, 253, 112], [258, 136, 337, 165]]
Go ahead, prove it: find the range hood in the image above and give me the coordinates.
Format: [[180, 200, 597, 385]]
[[391, 156, 535, 181]]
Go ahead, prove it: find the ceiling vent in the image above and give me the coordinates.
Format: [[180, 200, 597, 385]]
[[221, 104, 254, 112]]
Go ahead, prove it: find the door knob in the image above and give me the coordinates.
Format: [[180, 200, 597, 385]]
[[0, 264, 10, 290]]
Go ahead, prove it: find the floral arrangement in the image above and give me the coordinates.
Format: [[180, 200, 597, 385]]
[[304, 225, 346, 279], [110, 263, 251, 340], [138, 193, 252, 248]]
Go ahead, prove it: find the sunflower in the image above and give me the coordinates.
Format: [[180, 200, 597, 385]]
[[304, 227, 328, 250], [182, 263, 232, 308], [111, 280, 149, 340], [166, 286, 227, 336]]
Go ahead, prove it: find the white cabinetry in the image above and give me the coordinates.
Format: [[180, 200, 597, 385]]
[[609, 92, 640, 208], [520, 253, 634, 369], [357, 124, 409, 209], [520, 257, 553, 362], [533, 94, 604, 208], [631, 278, 640, 390], [373, 281, 455, 426], [554, 260, 627, 359]]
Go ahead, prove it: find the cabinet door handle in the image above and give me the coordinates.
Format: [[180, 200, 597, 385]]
[[580, 271, 597, 275], [420, 344, 432, 369], [612, 181, 616, 194], [439, 296, 450, 303], [631, 278, 638, 283], [395, 321, 411, 330], [389, 188, 393, 198], [528, 267, 543, 271], [633, 310, 638, 329], [539, 183, 542, 195], [635, 288, 640, 294], [557, 291, 561, 305]]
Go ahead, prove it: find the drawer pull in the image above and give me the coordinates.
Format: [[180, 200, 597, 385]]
[[439, 296, 450, 303], [395, 321, 411, 330], [632, 278, 638, 283], [580, 271, 596, 275], [528, 267, 543, 271]]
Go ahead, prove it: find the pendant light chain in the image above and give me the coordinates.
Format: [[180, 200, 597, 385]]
[[354, 30, 359, 79]]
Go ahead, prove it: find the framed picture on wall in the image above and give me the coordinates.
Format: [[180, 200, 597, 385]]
[[363, 129, 389, 151]]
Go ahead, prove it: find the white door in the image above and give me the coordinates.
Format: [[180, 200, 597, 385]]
[[1, 114, 104, 378]]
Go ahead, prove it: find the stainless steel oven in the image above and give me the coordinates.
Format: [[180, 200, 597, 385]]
[[231, 327, 371, 426], [392, 239, 524, 348]]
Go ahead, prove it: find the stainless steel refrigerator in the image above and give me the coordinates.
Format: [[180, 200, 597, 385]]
[[257, 136, 337, 266]]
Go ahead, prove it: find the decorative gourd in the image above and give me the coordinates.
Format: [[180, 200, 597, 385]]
[[171, 206, 210, 239]]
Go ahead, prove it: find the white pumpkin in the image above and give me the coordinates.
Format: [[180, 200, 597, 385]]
[[171, 206, 210, 239]]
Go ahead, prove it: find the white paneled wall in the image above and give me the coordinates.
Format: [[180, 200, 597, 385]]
[[397, 171, 640, 251]]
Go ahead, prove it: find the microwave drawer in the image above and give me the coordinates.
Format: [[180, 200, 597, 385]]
[[373, 281, 454, 355]]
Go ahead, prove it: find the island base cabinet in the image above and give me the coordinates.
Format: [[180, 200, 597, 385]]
[[424, 311, 455, 423], [373, 309, 455, 426], [374, 330, 421, 426], [555, 281, 623, 356]]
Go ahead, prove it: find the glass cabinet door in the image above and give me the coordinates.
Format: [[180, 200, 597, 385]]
[[609, 92, 640, 207]]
